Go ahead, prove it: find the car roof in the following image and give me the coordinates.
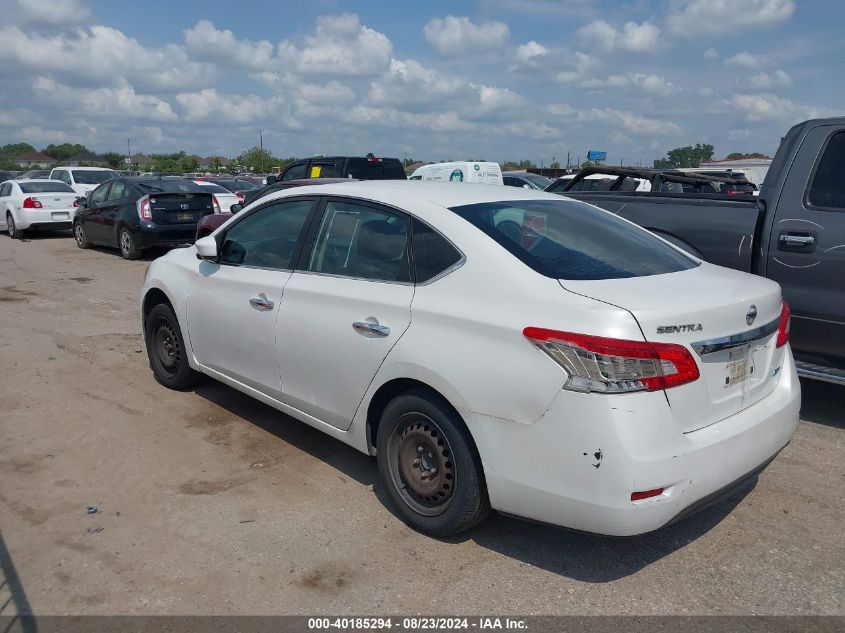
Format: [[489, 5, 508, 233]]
[[53, 166, 117, 171], [122, 177, 208, 192], [14, 178, 65, 184], [265, 180, 565, 210]]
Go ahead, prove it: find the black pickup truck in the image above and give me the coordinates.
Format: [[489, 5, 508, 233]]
[[552, 117, 845, 384]]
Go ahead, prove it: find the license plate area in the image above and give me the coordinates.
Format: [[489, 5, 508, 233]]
[[176, 212, 193, 222], [724, 344, 756, 388], [51, 212, 69, 220]]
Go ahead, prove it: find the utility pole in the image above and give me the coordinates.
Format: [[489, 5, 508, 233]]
[[259, 129, 264, 173], [566, 151, 570, 170], [127, 138, 132, 169]]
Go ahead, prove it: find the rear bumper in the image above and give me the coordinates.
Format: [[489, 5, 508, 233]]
[[134, 221, 198, 248], [464, 348, 801, 536], [16, 208, 76, 230]]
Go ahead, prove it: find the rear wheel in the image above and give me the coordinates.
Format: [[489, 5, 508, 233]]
[[119, 227, 141, 260], [144, 303, 203, 390], [376, 390, 490, 536], [7, 213, 21, 239], [74, 220, 90, 249]]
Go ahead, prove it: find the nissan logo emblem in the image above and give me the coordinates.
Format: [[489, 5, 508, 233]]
[[746, 304, 757, 326]]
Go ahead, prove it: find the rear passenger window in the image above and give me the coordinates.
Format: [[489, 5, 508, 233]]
[[309, 162, 338, 178], [282, 162, 308, 180], [219, 199, 314, 269], [807, 132, 845, 210], [308, 201, 410, 282], [412, 219, 462, 282], [106, 181, 128, 201]]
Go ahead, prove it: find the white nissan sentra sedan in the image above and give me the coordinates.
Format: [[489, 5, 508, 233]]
[[140, 181, 800, 537]]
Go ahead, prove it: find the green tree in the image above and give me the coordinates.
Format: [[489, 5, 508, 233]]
[[550, 161, 560, 169], [654, 143, 715, 168], [42, 143, 86, 161], [237, 146, 274, 172], [99, 152, 124, 169], [177, 155, 199, 173], [725, 152, 768, 160], [0, 142, 35, 159]]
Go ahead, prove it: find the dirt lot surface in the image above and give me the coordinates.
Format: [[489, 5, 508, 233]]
[[0, 233, 843, 616]]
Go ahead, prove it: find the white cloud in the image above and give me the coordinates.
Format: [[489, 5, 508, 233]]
[[0, 25, 212, 92], [473, 84, 524, 113], [748, 69, 792, 90], [726, 51, 767, 69], [580, 73, 678, 96], [546, 103, 683, 136], [34, 76, 177, 121], [184, 20, 275, 70], [423, 15, 510, 54], [727, 93, 834, 122], [704, 48, 719, 60], [15, 0, 91, 26], [278, 13, 392, 76], [175, 89, 282, 124], [668, 0, 795, 37], [368, 58, 466, 107], [555, 51, 595, 83], [516, 41, 550, 66], [577, 19, 660, 53]]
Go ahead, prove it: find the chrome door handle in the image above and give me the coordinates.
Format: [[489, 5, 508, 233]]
[[779, 234, 814, 246], [352, 321, 391, 337], [249, 294, 274, 311]]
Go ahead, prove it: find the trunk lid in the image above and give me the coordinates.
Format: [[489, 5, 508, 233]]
[[561, 264, 786, 432], [149, 193, 214, 225], [29, 193, 78, 210]]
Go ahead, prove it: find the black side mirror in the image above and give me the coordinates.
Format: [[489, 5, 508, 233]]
[[229, 204, 243, 214], [265, 175, 277, 185], [76, 197, 88, 208]]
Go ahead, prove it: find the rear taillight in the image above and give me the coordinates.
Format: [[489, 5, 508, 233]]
[[212, 195, 221, 213], [23, 197, 42, 209], [523, 327, 700, 394], [137, 195, 152, 220], [235, 192, 244, 202], [72, 199, 79, 208], [776, 301, 791, 348]]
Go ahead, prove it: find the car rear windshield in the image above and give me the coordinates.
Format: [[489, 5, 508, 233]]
[[522, 173, 552, 189], [73, 170, 118, 184], [197, 183, 231, 194], [19, 182, 76, 193], [346, 158, 407, 180], [137, 181, 204, 193], [451, 199, 698, 280]]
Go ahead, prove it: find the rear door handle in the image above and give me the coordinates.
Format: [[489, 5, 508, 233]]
[[352, 321, 390, 337], [778, 232, 815, 252], [249, 293, 274, 311]]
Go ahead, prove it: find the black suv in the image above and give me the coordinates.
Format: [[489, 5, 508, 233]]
[[73, 177, 214, 259], [278, 155, 406, 182]]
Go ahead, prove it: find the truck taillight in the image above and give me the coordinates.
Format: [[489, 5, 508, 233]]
[[212, 195, 221, 213], [23, 197, 42, 209], [776, 301, 790, 348], [137, 195, 152, 220], [523, 327, 700, 394]]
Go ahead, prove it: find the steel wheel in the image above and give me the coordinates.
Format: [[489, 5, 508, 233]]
[[152, 318, 181, 378], [386, 412, 456, 517]]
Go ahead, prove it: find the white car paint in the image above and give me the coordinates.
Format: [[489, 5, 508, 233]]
[[49, 166, 119, 196], [141, 181, 799, 536], [0, 179, 79, 233], [193, 180, 241, 213], [409, 162, 503, 185]]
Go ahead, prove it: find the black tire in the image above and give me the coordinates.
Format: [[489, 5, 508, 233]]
[[7, 213, 21, 240], [74, 220, 90, 249], [376, 389, 490, 536], [118, 226, 141, 260], [144, 303, 203, 390]]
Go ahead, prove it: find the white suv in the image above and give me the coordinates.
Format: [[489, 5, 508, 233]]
[[141, 181, 800, 537], [49, 166, 119, 195]]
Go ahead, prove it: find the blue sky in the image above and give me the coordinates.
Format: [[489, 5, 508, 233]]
[[0, 0, 841, 165]]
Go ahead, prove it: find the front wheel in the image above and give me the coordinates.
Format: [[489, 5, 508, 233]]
[[7, 213, 21, 239], [74, 221, 90, 249], [144, 303, 204, 390], [119, 227, 141, 260], [376, 390, 490, 536]]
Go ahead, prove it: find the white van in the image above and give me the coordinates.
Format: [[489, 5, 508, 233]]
[[49, 166, 120, 196], [409, 162, 502, 185]]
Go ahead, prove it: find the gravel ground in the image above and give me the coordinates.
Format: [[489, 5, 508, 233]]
[[0, 232, 842, 615]]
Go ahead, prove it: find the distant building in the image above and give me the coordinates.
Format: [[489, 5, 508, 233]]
[[64, 150, 103, 166], [15, 150, 56, 169]]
